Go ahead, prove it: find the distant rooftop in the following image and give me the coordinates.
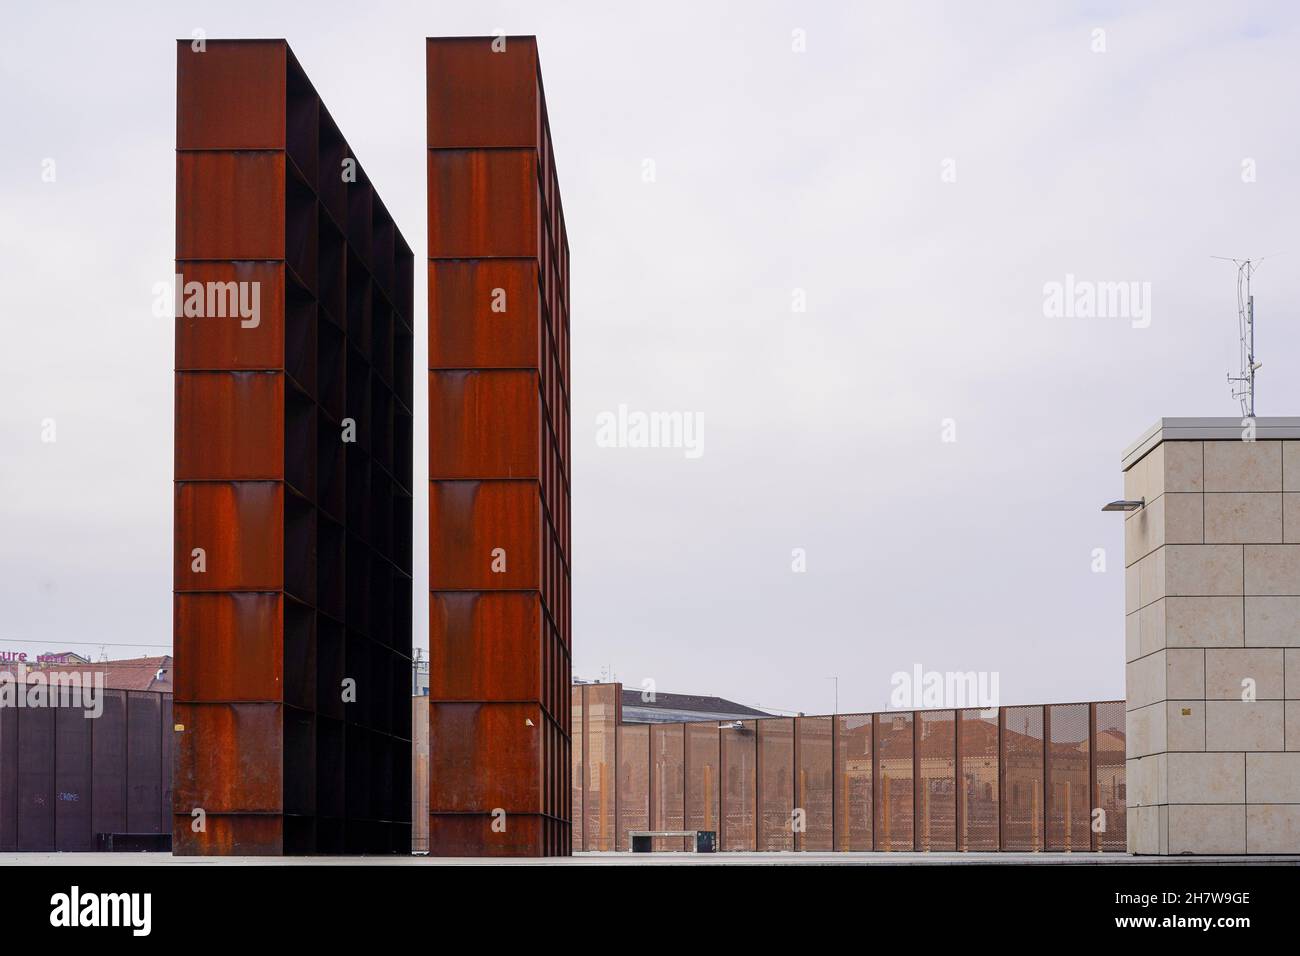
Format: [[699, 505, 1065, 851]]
[[618, 687, 771, 724], [0, 655, 173, 693]]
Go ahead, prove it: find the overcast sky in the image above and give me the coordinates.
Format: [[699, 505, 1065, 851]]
[[2, 1, 1299, 715]]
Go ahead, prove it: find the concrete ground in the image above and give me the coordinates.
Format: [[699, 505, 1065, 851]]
[[3, 851, 1297, 865]]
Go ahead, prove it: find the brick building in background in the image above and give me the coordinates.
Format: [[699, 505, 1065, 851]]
[[174, 39, 414, 854], [426, 36, 573, 855]]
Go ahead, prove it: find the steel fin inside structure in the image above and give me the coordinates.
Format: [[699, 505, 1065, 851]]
[[426, 36, 573, 856], [173, 39, 415, 854]]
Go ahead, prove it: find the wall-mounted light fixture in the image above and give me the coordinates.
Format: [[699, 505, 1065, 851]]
[[1101, 498, 1145, 512]]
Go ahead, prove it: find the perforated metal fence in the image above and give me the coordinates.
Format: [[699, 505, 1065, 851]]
[[570, 688, 1126, 853]]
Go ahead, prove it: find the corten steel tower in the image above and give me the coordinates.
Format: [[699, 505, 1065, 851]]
[[174, 40, 414, 854], [426, 36, 572, 855]]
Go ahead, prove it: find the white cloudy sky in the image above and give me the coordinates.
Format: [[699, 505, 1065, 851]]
[[2, 1, 1298, 715]]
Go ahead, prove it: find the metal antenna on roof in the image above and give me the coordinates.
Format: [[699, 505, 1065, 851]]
[[1213, 254, 1277, 417]]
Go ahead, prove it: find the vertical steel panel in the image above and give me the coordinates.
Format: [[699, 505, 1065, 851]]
[[411, 696, 429, 853], [0, 710, 16, 851], [17, 707, 55, 851], [615, 724, 648, 851], [175, 150, 286, 258], [649, 723, 685, 851], [175, 372, 285, 479], [427, 481, 541, 589], [428, 260, 538, 369], [427, 702, 542, 812], [916, 710, 956, 850], [720, 720, 756, 851], [425, 150, 539, 258], [1046, 703, 1090, 851], [582, 684, 616, 851], [54, 707, 93, 851], [573, 684, 585, 851], [1094, 701, 1126, 851], [684, 721, 719, 837], [172, 702, 283, 813], [161, 694, 174, 837], [757, 718, 794, 850], [795, 716, 833, 851], [427, 592, 542, 699], [127, 692, 163, 833], [874, 712, 913, 850], [957, 708, 999, 850], [92, 689, 128, 839], [175, 262, 286, 371], [1001, 705, 1044, 850], [174, 593, 283, 702], [425, 37, 538, 148], [428, 371, 540, 478], [834, 714, 873, 850], [173, 481, 284, 591], [176, 40, 286, 148]]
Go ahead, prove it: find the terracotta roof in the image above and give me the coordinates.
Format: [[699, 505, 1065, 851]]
[[0, 655, 173, 693]]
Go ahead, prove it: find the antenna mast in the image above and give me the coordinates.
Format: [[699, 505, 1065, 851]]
[[1217, 256, 1264, 417]]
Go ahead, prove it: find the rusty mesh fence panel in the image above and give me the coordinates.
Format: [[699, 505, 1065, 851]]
[[572, 698, 1125, 854], [616, 724, 649, 851], [720, 721, 756, 850], [411, 696, 429, 853], [874, 713, 913, 850], [584, 683, 617, 850], [758, 718, 794, 850], [917, 710, 956, 850], [1002, 705, 1044, 850], [684, 722, 719, 837], [1047, 703, 1091, 851], [650, 723, 685, 851], [571, 685, 584, 851], [796, 716, 833, 850], [1094, 701, 1126, 851], [835, 714, 873, 850], [957, 708, 999, 850]]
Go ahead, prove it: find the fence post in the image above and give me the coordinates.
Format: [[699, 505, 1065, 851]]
[[1041, 705, 1050, 852], [913, 713, 921, 851], [1089, 702, 1098, 852], [997, 707, 1005, 851], [955, 710, 964, 851]]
